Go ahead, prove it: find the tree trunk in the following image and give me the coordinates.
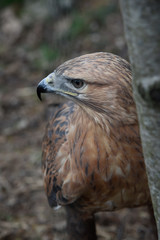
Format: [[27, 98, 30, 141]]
[[120, 0, 160, 238]]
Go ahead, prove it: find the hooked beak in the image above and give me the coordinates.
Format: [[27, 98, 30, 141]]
[[37, 73, 55, 101], [37, 72, 79, 101]]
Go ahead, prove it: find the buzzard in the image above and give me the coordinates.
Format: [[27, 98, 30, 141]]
[[37, 52, 151, 240]]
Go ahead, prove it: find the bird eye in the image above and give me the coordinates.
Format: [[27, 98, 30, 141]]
[[71, 79, 84, 89]]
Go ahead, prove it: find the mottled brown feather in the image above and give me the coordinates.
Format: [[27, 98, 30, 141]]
[[41, 52, 150, 217]]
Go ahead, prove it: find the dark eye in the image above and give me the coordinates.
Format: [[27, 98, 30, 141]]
[[71, 79, 84, 89]]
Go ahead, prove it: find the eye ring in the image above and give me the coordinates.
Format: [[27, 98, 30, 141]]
[[71, 79, 84, 89]]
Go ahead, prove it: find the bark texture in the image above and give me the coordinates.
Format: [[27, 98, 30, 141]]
[[120, 0, 160, 238]]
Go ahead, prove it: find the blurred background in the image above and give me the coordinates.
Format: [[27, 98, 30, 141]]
[[0, 0, 156, 239]]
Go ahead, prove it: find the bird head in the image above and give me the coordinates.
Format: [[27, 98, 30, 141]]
[[37, 52, 136, 125]]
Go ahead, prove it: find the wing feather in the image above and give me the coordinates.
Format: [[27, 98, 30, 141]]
[[42, 101, 86, 207]]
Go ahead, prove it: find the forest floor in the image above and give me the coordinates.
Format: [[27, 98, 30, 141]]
[[0, 0, 157, 239]]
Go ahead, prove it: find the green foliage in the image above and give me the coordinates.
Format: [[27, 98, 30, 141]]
[[66, 13, 89, 39], [33, 44, 61, 70], [89, 3, 117, 26], [40, 44, 60, 62], [0, 0, 24, 9], [65, 3, 117, 40]]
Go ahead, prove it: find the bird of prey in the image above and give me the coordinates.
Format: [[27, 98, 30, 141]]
[[37, 52, 151, 240]]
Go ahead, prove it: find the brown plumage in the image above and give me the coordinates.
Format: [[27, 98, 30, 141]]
[[37, 52, 151, 240]]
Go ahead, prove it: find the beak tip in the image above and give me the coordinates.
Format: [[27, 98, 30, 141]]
[[37, 75, 54, 101], [37, 85, 43, 101]]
